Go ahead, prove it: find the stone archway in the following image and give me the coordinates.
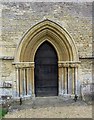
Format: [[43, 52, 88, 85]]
[[13, 19, 80, 98], [14, 19, 79, 62]]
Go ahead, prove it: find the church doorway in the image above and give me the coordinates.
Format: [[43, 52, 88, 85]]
[[14, 19, 79, 98], [34, 41, 58, 97]]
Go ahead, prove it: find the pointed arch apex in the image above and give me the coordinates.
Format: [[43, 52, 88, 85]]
[[14, 19, 79, 62]]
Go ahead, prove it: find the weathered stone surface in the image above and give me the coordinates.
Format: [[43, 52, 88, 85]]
[[81, 83, 94, 104], [1, 2, 92, 58], [0, 2, 93, 98], [4, 97, 92, 118]]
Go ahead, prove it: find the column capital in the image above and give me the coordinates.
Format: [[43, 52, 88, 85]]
[[58, 63, 70, 68], [62, 63, 69, 67], [69, 64, 79, 68], [58, 63, 79, 68], [13, 62, 35, 68], [58, 63, 63, 68], [58, 61, 81, 64], [58, 61, 80, 68]]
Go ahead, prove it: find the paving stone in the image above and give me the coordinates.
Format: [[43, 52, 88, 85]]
[[4, 97, 92, 118]]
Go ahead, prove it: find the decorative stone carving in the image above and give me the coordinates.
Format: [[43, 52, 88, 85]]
[[58, 62, 80, 68], [13, 62, 34, 68], [58, 63, 63, 68]]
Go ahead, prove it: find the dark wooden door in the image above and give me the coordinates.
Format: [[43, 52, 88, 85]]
[[34, 41, 58, 97]]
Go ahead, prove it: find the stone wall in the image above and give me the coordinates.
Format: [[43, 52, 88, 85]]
[[0, 2, 93, 97], [79, 59, 92, 83], [1, 2, 92, 57], [78, 59, 92, 96]]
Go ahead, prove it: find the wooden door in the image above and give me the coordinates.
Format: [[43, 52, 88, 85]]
[[34, 41, 58, 97]]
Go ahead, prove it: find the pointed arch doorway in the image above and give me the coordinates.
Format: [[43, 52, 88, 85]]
[[34, 41, 58, 97], [14, 19, 80, 98]]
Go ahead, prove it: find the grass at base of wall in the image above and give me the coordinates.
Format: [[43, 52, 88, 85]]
[[0, 108, 8, 119]]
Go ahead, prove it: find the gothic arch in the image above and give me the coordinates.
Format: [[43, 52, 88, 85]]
[[14, 19, 79, 62], [14, 19, 80, 97]]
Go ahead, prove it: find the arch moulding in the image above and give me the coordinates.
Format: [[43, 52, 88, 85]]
[[14, 19, 79, 63]]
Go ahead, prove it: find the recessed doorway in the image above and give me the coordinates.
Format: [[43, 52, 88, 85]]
[[34, 41, 58, 97]]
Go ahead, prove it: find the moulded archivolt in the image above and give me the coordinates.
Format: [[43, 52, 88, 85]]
[[14, 19, 79, 63]]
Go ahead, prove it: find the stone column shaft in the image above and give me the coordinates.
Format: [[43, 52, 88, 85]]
[[72, 67, 75, 94], [20, 68, 23, 96], [31, 66, 35, 96], [16, 68, 19, 97], [25, 68, 27, 95], [63, 67, 65, 93], [18, 68, 20, 97], [59, 67, 62, 95], [23, 68, 26, 95], [75, 67, 78, 95], [21, 68, 24, 96], [67, 67, 69, 94], [64, 67, 67, 94], [29, 68, 32, 95], [61, 67, 64, 94], [27, 68, 30, 95]]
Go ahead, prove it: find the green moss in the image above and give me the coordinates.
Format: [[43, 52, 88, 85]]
[[0, 108, 8, 119]]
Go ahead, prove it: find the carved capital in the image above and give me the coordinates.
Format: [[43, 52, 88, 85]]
[[62, 63, 69, 67], [58, 63, 63, 68], [14, 62, 35, 68]]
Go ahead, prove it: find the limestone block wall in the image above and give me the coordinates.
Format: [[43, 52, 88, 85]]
[[0, 60, 15, 96], [0, 2, 93, 97], [1, 2, 92, 57], [1, 60, 15, 81], [78, 59, 92, 95], [79, 59, 92, 83]]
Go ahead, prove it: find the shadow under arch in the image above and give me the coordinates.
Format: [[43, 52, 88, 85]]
[[34, 40, 58, 62]]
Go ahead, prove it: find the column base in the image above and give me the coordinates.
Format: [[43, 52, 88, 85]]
[[32, 94, 35, 100], [59, 94, 80, 100], [71, 94, 80, 99], [70, 94, 75, 99], [59, 94, 71, 99]]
